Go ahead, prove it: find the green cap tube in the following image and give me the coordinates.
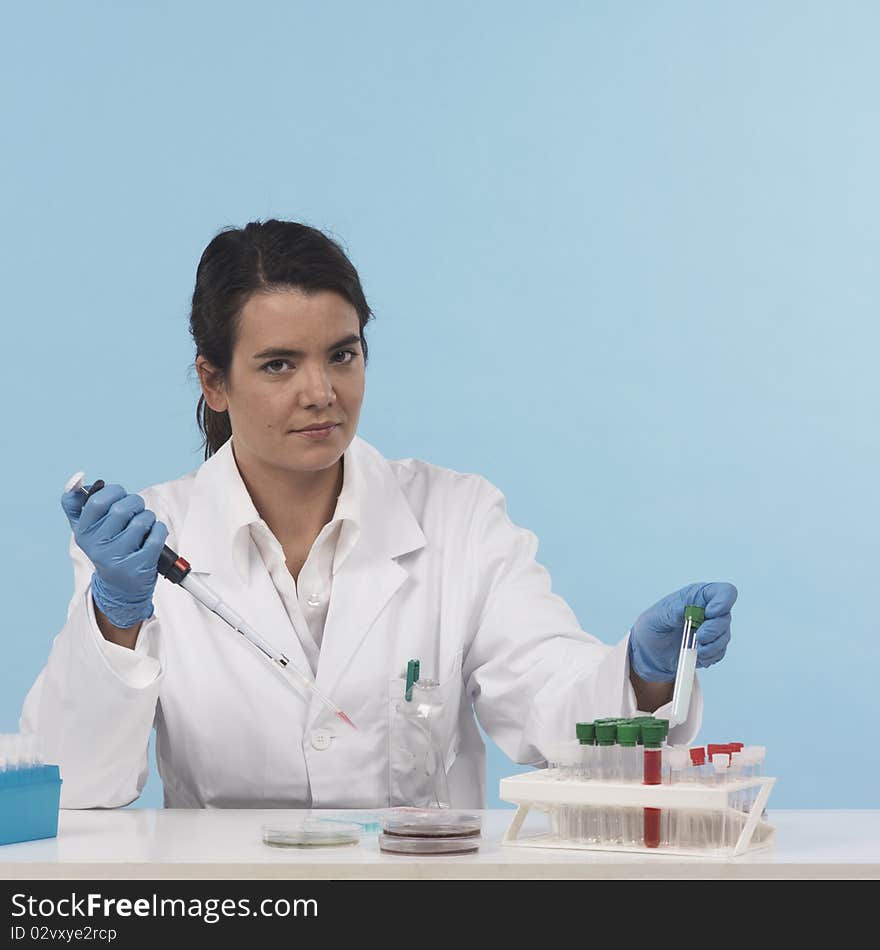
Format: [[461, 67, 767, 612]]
[[616, 723, 639, 746], [634, 718, 656, 745], [575, 722, 596, 744], [642, 723, 666, 749], [684, 605, 705, 627], [595, 723, 617, 746]]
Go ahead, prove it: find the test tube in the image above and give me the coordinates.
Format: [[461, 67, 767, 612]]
[[575, 722, 597, 780], [552, 738, 578, 840], [687, 746, 709, 849], [710, 752, 730, 850], [575, 722, 598, 843], [546, 741, 563, 778], [728, 750, 744, 811], [664, 747, 689, 848], [669, 605, 705, 726], [641, 722, 665, 848], [616, 722, 640, 845], [726, 751, 747, 846], [654, 720, 671, 843], [706, 743, 727, 763], [747, 745, 767, 817], [595, 722, 619, 845]]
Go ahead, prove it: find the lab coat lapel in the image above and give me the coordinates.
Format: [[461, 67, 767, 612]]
[[313, 538, 407, 704], [312, 439, 426, 707], [174, 440, 245, 579]]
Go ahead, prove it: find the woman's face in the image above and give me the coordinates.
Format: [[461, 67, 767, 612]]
[[198, 288, 365, 474]]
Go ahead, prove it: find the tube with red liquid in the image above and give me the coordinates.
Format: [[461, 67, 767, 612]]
[[641, 722, 666, 848]]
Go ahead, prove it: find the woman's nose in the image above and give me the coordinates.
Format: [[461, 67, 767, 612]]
[[297, 367, 334, 408]]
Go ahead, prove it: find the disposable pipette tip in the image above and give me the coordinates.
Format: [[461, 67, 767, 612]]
[[336, 711, 358, 730]]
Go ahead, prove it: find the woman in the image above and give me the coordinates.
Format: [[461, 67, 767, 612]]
[[21, 220, 736, 809]]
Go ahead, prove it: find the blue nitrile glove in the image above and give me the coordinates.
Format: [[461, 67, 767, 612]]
[[61, 483, 169, 628], [628, 582, 737, 683]]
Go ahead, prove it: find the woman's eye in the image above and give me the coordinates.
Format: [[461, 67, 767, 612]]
[[332, 349, 357, 364], [262, 359, 290, 374]]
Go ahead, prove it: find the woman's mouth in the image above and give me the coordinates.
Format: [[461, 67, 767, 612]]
[[291, 424, 339, 441]]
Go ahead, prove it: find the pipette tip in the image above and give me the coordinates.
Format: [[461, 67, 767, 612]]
[[336, 711, 358, 730]]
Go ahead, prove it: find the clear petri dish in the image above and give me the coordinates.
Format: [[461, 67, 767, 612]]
[[378, 832, 481, 855], [380, 808, 482, 839], [262, 820, 362, 849]]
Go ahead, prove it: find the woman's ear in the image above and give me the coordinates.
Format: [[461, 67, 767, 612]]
[[195, 356, 229, 413]]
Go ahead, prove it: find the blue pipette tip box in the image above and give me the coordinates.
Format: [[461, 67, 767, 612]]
[[0, 765, 62, 846]]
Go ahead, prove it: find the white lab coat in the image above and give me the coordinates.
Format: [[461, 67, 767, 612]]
[[21, 436, 701, 809]]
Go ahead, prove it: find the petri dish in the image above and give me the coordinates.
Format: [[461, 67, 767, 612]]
[[379, 832, 481, 856], [381, 808, 482, 839], [262, 820, 362, 849]]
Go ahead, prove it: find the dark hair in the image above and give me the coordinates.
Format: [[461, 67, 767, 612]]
[[189, 219, 373, 458]]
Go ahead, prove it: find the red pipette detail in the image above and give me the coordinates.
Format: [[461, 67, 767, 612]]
[[336, 711, 358, 730]]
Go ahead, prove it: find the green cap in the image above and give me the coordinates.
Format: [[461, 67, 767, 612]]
[[684, 605, 705, 627], [634, 718, 656, 745], [616, 723, 639, 746], [595, 723, 617, 746], [575, 722, 596, 744], [654, 719, 670, 739], [642, 723, 666, 749]]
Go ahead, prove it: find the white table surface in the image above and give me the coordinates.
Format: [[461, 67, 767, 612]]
[[1, 809, 878, 879]]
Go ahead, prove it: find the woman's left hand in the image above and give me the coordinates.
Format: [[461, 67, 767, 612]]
[[628, 582, 738, 683]]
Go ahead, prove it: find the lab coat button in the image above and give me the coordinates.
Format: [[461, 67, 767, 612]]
[[311, 731, 333, 751]]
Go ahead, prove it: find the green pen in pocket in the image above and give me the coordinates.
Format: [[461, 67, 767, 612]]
[[405, 659, 420, 701]]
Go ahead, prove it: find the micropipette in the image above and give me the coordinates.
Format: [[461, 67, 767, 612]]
[[64, 472, 357, 730], [669, 604, 705, 727]]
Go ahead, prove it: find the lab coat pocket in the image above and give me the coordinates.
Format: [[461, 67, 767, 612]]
[[388, 649, 463, 808]]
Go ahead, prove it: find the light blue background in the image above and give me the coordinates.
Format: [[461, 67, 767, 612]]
[[1, 2, 876, 810]]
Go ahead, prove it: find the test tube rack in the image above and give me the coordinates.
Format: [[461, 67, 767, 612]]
[[499, 769, 776, 858], [0, 765, 63, 847]]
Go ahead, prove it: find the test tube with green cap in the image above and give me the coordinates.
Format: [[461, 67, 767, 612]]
[[617, 721, 641, 846], [594, 722, 619, 782], [575, 722, 596, 781], [641, 721, 666, 848], [615, 723, 640, 783], [670, 605, 705, 727], [653, 719, 671, 783], [595, 722, 619, 844], [573, 722, 598, 843], [631, 717, 655, 745]]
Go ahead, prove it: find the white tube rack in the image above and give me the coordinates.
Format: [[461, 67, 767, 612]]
[[500, 769, 776, 858]]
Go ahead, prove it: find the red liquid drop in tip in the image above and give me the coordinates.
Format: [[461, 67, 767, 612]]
[[337, 711, 358, 730]]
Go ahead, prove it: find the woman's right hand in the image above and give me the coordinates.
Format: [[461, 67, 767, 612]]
[[61, 483, 169, 629]]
